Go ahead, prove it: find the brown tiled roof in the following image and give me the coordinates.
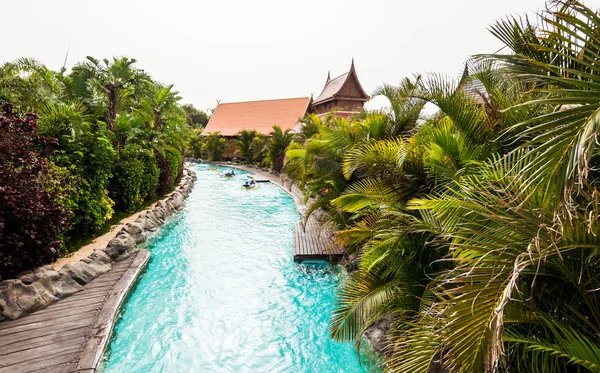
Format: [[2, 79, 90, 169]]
[[314, 72, 349, 103], [202, 97, 311, 136]]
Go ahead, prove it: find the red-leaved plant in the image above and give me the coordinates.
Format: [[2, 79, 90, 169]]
[[0, 102, 68, 279]]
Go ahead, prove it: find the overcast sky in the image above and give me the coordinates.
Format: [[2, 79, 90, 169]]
[[1, 0, 569, 112]]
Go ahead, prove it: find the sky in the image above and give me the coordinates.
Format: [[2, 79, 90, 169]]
[[1, 0, 565, 113]]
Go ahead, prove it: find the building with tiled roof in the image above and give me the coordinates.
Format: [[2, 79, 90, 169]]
[[202, 97, 311, 136], [202, 60, 368, 136], [311, 59, 370, 118]]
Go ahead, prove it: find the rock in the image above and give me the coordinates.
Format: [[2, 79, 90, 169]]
[[116, 246, 139, 261], [17, 265, 58, 285], [141, 216, 160, 232], [123, 222, 144, 235], [0, 280, 56, 320], [88, 250, 112, 265], [131, 233, 146, 244], [39, 273, 83, 299], [59, 262, 96, 285], [340, 253, 358, 272], [103, 235, 136, 259], [363, 313, 393, 355]]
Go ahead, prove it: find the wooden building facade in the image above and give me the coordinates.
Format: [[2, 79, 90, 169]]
[[310, 59, 370, 118]]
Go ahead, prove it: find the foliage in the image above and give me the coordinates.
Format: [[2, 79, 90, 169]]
[[280, 3, 600, 372], [59, 130, 115, 236], [110, 145, 145, 211], [139, 149, 159, 200], [156, 153, 171, 195], [164, 147, 183, 184], [0, 54, 190, 276], [268, 125, 294, 171], [235, 129, 265, 164], [0, 103, 68, 278], [202, 132, 226, 161], [182, 103, 210, 128]]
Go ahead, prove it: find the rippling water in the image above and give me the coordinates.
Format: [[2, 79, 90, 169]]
[[101, 164, 379, 373]]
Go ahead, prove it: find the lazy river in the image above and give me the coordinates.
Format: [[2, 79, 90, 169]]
[[101, 164, 379, 372]]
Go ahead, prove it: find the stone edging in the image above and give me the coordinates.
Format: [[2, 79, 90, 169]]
[[0, 170, 197, 321]]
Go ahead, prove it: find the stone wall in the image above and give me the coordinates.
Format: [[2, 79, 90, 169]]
[[0, 170, 197, 321]]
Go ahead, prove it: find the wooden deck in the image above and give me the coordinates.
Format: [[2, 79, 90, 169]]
[[293, 215, 344, 262], [0, 249, 150, 373]]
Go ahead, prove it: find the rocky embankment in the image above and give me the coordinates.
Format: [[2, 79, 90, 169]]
[[0, 170, 197, 321]]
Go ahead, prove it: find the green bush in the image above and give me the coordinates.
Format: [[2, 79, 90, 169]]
[[56, 131, 115, 237], [139, 149, 159, 201], [165, 147, 183, 184], [110, 145, 144, 211]]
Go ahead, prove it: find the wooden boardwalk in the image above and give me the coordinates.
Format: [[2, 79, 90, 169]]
[[293, 215, 344, 262], [0, 249, 149, 373]]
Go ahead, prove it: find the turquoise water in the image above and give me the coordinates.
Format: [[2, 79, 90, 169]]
[[101, 164, 378, 373]]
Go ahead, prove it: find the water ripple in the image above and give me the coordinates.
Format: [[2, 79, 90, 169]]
[[101, 165, 379, 373]]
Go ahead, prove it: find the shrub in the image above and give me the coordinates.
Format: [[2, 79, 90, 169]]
[[110, 145, 144, 211], [139, 149, 159, 201], [60, 131, 115, 236], [0, 102, 68, 279], [156, 153, 171, 195], [165, 147, 183, 184]]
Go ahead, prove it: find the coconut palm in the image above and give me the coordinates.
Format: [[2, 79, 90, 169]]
[[85, 56, 151, 132]]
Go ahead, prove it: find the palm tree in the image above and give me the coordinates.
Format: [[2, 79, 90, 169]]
[[85, 56, 150, 132], [268, 125, 294, 171], [235, 129, 260, 164], [372, 75, 427, 137], [202, 132, 226, 161]]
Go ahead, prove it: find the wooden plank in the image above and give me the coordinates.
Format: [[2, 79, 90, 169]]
[[0, 316, 96, 347], [37, 298, 105, 313], [29, 361, 78, 373], [0, 310, 97, 337], [0, 327, 90, 356], [82, 282, 116, 291], [300, 223, 307, 256], [0, 349, 81, 373], [57, 292, 108, 303], [0, 305, 100, 332], [75, 249, 150, 371], [0, 335, 86, 366]]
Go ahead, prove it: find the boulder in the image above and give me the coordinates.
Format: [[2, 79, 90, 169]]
[[103, 235, 136, 259], [59, 262, 96, 285], [131, 233, 146, 244], [88, 250, 112, 265], [123, 222, 144, 235], [18, 265, 58, 285], [363, 313, 393, 355], [0, 280, 56, 320], [39, 273, 83, 299], [141, 216, 160, 232]]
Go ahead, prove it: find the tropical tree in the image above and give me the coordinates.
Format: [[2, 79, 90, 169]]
[[202, 132, 226, 161], [235, 129, 260, 164], [268, 125, 294, 171], [85, 56, 150, 132]]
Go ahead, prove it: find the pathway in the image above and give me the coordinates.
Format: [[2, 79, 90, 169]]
[[0, 250, 149, 373]]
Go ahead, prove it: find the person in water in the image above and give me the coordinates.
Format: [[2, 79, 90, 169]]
[[243, 181, 250, 188]]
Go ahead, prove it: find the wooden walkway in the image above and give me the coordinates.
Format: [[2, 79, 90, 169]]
[[0, 249, 150, 373], [293, 215, 344, 262]]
